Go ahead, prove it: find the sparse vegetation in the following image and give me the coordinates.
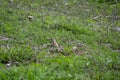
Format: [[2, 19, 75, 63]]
[[0, 0, 120, 80]]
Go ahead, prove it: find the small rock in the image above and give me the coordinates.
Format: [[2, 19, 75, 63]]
[[113, 50, 120, 52], [13, 62, 20, 66], [112, 27, 120, 32], [0, 36, 9, 41], [6, 63, 11, 67], [104, 43, 112, 49], [28, 16, 33, 21]]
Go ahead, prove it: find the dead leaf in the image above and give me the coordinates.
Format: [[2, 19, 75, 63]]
[[92, 15, 101, 20]]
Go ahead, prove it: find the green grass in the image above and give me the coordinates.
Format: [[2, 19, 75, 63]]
[[0, 0, 120, 80]]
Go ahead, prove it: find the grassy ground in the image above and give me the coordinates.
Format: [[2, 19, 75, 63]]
[[0, 0, 120, 80]]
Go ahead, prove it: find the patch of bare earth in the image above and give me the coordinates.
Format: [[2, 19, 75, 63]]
[[0, 36, 9, 41]]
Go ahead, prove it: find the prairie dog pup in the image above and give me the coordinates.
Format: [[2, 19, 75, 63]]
[[49, 38, 59, 48], [49, 38, 63, 52]]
